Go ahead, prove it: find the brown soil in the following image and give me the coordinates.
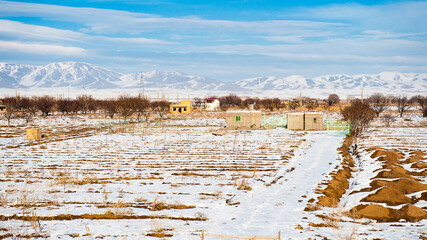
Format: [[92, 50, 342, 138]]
[[355, 204, 390, 220], [361, 187, 413, 206], [411, 162, 427, 169], [350, 203, 427, 222], [316, 136, 354, 208], [399, 205, 427, 222], [373, 166, 417, 180], [0, 213, 207, 221], [369, 179, 427, 195]]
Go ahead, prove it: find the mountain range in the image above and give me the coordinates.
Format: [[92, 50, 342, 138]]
[[0, 62, 426, 97]]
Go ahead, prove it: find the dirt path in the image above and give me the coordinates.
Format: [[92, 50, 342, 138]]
[[207, 133, 343, 238]]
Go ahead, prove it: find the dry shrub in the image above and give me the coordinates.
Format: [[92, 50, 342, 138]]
[[150, 198, 167, 211], [105, 200, 132, 215], [235, 178, 252, 191], [145, 219, 174, 238]]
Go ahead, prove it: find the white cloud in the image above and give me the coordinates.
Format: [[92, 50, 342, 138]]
[[0, 1, 342, 36], [0, 40, 86, 56], [0, 19, 84, 42]]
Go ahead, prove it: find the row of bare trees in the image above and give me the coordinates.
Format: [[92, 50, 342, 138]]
[[1, 95, 171, 126], [365, 93, 426, 117], [340, 94, 427, 136]]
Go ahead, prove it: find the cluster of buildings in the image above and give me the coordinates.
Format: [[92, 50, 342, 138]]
[[169, 98, 324, 131]]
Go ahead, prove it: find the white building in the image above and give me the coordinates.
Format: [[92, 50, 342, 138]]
[[204, 98, 220, 111]]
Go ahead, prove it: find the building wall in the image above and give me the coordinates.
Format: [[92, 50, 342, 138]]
[[304, 113, 323, 130], [205, 99, 220, 111], [170, 100, 192, 114], [226, 111, 262, 129], [287, 113, 304, 130], [287, 113, 324, 130]]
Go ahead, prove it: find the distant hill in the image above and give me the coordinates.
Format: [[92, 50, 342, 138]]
[[0, 62, 425, 97]]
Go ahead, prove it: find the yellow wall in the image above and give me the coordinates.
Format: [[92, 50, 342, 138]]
[[170, 100, 192, 114]]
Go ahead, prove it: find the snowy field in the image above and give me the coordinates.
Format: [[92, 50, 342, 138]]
[[0, 112, 426, 239]]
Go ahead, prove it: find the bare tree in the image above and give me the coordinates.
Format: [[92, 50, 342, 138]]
[[341, 99, 375, 136], [132, 95, 150, 122], [57, 98, 73, 116], [151, 100, 170, 119], [2, 96, 20, 126], [260, 98, 274, 111], [306, 99, 319, 111], [410, 95, 427, 117], [381, 114, 395, 127], [327, 94, 340, 106], [288, 100, 300, 110], [101, 99, 118, 119], [220, 94, 243, 110], [193, 97, 203, 109], [19, 97, 36, 125], [35, 96, 55, 116], [117, 94, 135, 122], [393, 96, 411, 117], [77, 95, 96, 114], [367, 93, 388, 117]]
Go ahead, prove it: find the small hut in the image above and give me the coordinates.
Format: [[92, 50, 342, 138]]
[[26, 128, 42, 140], [287, 112, 324, 131], [204, 98, 220, 111], [170, 100, 192, 114], [287, 113, 305, 130], [226, 111, 262, 129], [0, 104, 5, 113], [304, 113, 323, 130]]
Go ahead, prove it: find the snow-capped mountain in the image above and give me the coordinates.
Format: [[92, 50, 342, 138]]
[[236, 72, 427, 93], [119, 70, 243, 91], [19, 62, 122, 89], [0, 62, 425, 97], [0, 62, 243, 91], [0, 63, 37, 88]]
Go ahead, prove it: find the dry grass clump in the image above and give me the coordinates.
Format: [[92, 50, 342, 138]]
[[235, 178, 252, 191], [145, 219, 174, 238], [104, 200, 133, 215], [149, 198, 195, 211]]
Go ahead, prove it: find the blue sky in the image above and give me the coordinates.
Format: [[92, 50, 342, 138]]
[[0, 0, 426, 81]]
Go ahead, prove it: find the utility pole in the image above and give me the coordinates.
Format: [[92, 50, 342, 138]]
[[361, 77, 364, 103], [139, 73, 144, 97]]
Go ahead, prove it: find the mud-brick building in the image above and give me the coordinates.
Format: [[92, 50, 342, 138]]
[[287, 113, 305, 130], [287, 112, 323, 131], [226, 110, 262, 129], [304, 113, 323, 130], [0, 104, 5, 113], [170, 100, 192, 114]]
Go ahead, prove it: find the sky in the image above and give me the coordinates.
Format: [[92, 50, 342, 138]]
[[0, 0, 426, 82]]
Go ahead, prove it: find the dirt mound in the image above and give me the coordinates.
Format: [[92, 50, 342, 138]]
[[374, 166, 416, 180], [403, 150, 426, 164], [399, 205, 427, 222], [370, 178, 427, 194], [361, 187, 413, 206], [371, 149, 403, 164], [315, 136, 355, 208], [351, 204, 427, 222], [354, 204, 390, 220], [411, 162, 427, 169]]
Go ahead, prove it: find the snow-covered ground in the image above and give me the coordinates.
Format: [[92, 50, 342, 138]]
[[0, 113, 425, 239]]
